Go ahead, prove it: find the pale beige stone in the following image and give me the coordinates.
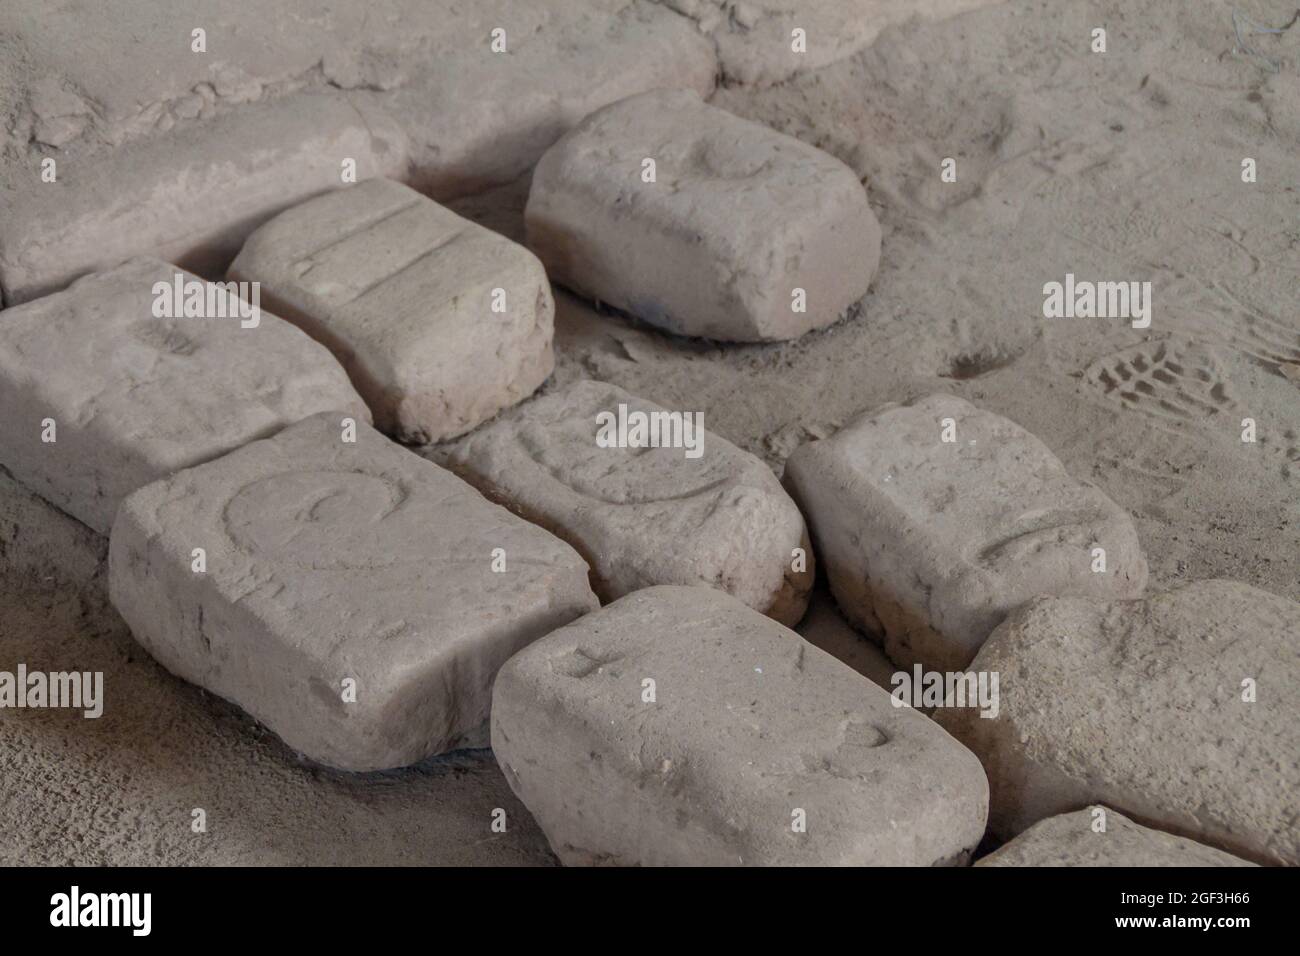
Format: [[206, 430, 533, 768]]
[[658, 0, 1012, 87], [492, 585, 989, 865], [938, 581, 1300, 866], [976, 807, 1257, 867], [443, 380, 812, 624], [0, 258, 369, 534], [784, 394, 1148, 671], [108, 413, 598, 772], [0, 94, 408, 305], [230, 179, 553, 443], [0, 1, 715, 197], [526, 89, 880, 342]]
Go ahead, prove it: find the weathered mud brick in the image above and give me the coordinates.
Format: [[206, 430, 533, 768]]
[[108, 412, 598, 772], [938, 580, 1300, 866], [491, 586, 988, 866], [783, 394, 1147, 671], [976, 807, 1256, 867], [0, 93, 407, 305], [229, 178, 552, 443], [443, 380, 813, 625], [525, 89, 880, 342], [0, 258, 369, 535]]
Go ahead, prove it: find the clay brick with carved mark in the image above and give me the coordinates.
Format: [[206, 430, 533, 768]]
[[784, 393, 1147, 671], [0, 257, 369, 534], [442, 379, 813, 625], [230, 178, 553, 443], [491, 585, 988, 865], [108, 412, 598, 771], [525, 89, 880, 342]]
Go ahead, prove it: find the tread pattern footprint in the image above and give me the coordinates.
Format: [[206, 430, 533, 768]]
[[1083, 337, 1234, 427]]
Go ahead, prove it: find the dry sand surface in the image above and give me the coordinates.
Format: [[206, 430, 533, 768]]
[[0, 0, 1296, 865]]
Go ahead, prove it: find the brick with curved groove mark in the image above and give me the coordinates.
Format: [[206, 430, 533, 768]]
[[443, 380, 813, 625], [109, 412, 598, 771], [784, 394, 1148, 671]]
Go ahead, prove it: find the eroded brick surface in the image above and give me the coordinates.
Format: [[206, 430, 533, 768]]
[[526, 89, 880, 342], [939, 581, 1300, 866], [231, 179, 553, 444], [976, 807, 1256, 867], [0, 95, 408, 305], [492, 585, 988, 865], [784, 394, 1148, 671], [0, 258, 369, 534], [109, 413, 599, 771], [443, 380, 813, 624]]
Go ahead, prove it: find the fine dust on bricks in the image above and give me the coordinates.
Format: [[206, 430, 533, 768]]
[[0, 258, 370, 534], [230, 179, 556, 444], [0, 0, 1293, 875], [442, 379, 814, 625], [108, 413, 597, 772], [491, 586, 989, 866]]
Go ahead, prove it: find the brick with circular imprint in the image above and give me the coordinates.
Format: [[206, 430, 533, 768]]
[[525, 89, 881, 343], [491, 585, 988, 866]]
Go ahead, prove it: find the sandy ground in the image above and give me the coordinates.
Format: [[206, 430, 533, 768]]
[[1, 0, 1297, 864]]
